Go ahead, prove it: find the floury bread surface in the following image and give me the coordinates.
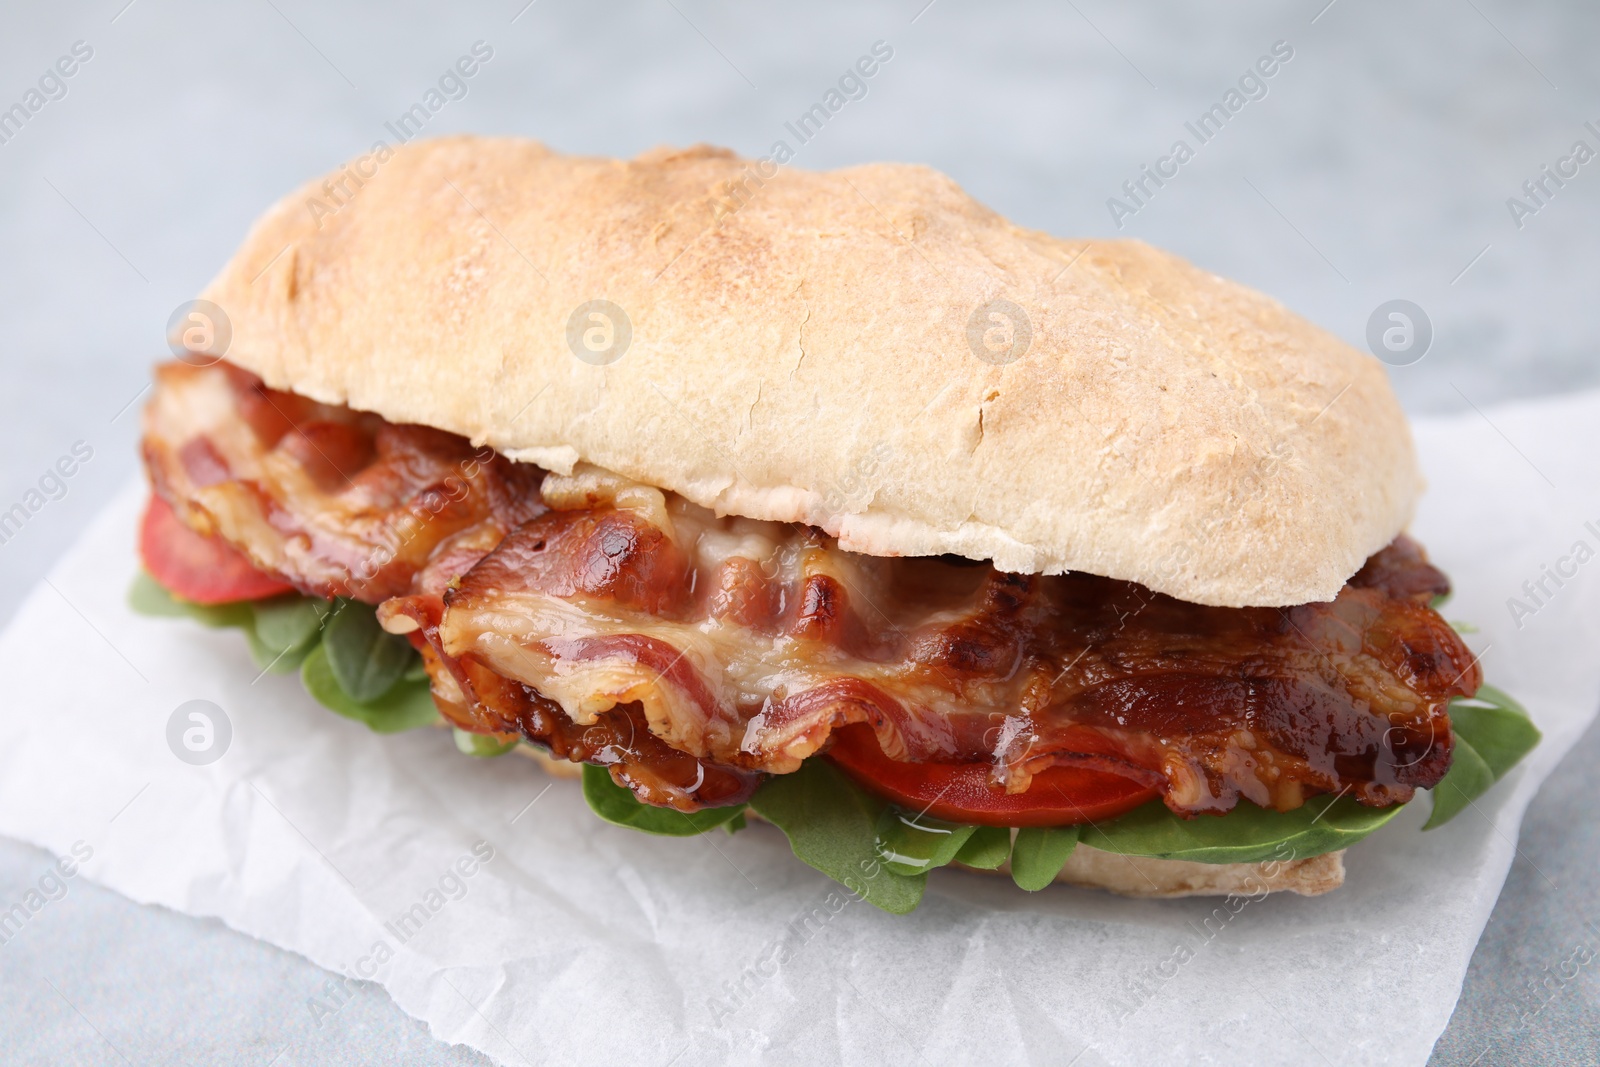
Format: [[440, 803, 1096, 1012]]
[[201, 136, 1420, 606]]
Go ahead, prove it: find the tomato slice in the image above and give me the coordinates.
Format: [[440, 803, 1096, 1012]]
[[825, 723, 1160, 827], [139, 495, 293, 605]]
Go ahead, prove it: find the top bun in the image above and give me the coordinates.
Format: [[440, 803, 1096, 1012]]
[[201, 136, 1420, 607]]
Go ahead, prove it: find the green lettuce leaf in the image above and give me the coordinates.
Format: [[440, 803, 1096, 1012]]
[[132, 572, 439, 735], [322, 598, 414, 702], [748, 759, 926, 914], [1010, 826, 1081, 891], [1424, 685, 1541, 829], [128, 571, 252, 629], [252, 594, 329, 649], [454, 728, 519, 758], [874, 809, 978, 877], [244, 627, 309, 673], [953, 826, 1012, 870], [1423, 737, 1494, 830], [130, 572, 316, 673], [133, 564, 1542, 910], [581, 764, 747, 835], [1450, 685, 1541, 779], [244, 593, 331, 673], [300, 642, 440, 733], [1080, 793, 1405, 864]]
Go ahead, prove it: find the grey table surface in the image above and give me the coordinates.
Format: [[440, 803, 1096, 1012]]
[[1, 1, 1596, 1063]]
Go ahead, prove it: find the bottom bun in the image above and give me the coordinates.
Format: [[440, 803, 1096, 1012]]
[[512, 745, 1346, 898], [963, 846, 1345, 898]]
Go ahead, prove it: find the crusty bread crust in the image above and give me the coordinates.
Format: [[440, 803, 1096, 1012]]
[[203, 136, 1419, 606], [511, 746, 1343, 897]]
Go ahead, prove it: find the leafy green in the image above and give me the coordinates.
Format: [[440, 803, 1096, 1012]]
[[322, 598, 415, 702], [243, 594, 331, 673], [1081, 793, 1405, 865], [131, 572, 324, 674], [453, 728, 519, 758], [128, 570, 197, 618], [580, 764, 747, 836], [1423, 685, 1541, 829], [131, 571, 306, 671], [1451, 686, 1541, 779], [128, 571, 252, 628], [300, 643, 441, 733], [133, 572, 435, 735], [953, 826, 1012, 870], [875, 809, 978, 877], [134, 562, 1543, 909], [245, 626, 309, 673], [748, 759, 926, 914], [1423, 737, 1494, 830], [253, 594, 329, 650], [1010, 826, 1081, 891]]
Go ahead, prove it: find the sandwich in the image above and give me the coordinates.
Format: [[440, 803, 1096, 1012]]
[[132, 137, 1539, 913]]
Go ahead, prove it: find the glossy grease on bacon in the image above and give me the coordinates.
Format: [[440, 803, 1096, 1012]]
[[143, 361, 544, 601], [398, 468, 1478, 818], [143, 361, 1482, 820]]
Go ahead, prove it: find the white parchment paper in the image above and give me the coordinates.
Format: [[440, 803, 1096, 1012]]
[[2, 389, 1598, 1067]]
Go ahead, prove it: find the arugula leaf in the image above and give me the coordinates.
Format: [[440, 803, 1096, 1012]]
[[253, 594, 330, 651], [1081, 793, 1405, 864], [581, 764, 747, 836], [749, 759, 926, 914], [243, 594, 331, 674], [134, 569, 438, 734], [300, 643, 441, 733], [128, 570, 197, 618], [1010, 826, 1081, 891], [874, 809, 978, 877], [128, 571, 252, 629], [1423, 686, 1541, 829], [135, 562, 1543, 897], [953, 826, 1012, 870], [130, 573, 328, 676], [244, 626, 310, 673], [322, 598, 414, 702], [453, 728, 519, 758], [1423, 737, 1494, 830], [1451, 686, 1541, 779]]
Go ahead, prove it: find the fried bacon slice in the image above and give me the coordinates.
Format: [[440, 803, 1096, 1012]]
[[142, 361, 1482, 817], [143, 361, 544, 601]]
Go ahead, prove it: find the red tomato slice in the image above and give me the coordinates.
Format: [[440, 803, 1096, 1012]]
[[139, 495, 293, 605], [825, 723, 1160, 827]]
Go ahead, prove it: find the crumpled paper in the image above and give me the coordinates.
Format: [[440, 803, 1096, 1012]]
[[1, 389, 1597, 1067]]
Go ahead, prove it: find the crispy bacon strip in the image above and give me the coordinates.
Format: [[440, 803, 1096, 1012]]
[[412, 481, 1475, 814], [143, 361, 1482, 816], [142, 361, 544, 601]]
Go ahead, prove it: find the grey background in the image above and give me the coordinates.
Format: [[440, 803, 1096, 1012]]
[[0, 0, 1596, 1063]]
